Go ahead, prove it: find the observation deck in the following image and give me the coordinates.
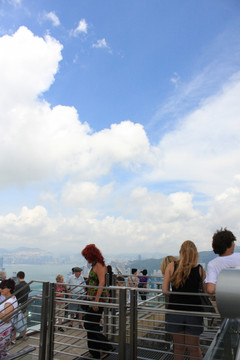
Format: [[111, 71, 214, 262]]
[[6, 269, 239, 360]]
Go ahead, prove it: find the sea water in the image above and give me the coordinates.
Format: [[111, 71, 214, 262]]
[[3, 263, 85, 283]]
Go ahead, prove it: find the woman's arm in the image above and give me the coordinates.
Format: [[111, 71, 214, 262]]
[[0, 302, 14, 322], [63, 284, 68, 293], [162, 262, 174, 293], [133, 275, 138, 287], [92, 262, 106, 311], [199, 266, 208, 293]]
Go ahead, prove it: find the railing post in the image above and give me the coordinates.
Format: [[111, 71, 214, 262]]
[[109, 275, 117, 340], [119, 287, 127, 360], [46, 282, 56, 359], [130, 289, 137, 360], [103, 302, 109, 337], [39, 282, 49, 360]]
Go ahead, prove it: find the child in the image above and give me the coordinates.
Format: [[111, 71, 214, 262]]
[[55, 274, 68, 332]]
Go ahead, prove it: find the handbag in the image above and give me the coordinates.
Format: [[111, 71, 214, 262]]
[[12, 309, 27, 333], [199, 265, 216, 313]]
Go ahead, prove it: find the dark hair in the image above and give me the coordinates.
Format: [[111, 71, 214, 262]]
[[0, 278, 16, 293], [116, 276, 125, 283], [107, 265, 113, 274], [212, 228, 236, 255], [82, 244, 105, 266], [142, 269, 148, 276], [131, 268, 137, 275], [17, 271, 25, 280]]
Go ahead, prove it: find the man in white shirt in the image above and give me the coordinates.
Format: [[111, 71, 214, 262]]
[[205, 228, 240, 294], [67, 267, 86, 327]]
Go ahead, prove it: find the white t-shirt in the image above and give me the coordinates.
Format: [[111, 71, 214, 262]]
[[67, 274, 86, 295], [205, 252, 240, 284], [0, 296, 18, 333]]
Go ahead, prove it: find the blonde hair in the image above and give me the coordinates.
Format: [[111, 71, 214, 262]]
[[171, 240, 199, 288], [56, 274, 63, 282], [161, 255, 178, 275]]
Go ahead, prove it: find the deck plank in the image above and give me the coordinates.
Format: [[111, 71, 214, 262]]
[[8, 325, 89, 360]]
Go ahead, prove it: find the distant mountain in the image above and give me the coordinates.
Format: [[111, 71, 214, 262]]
[[128, 247, 240, 274], [14, 247, 45, 252], [0, 247, 54, 265], [0, 247, 46, 254]]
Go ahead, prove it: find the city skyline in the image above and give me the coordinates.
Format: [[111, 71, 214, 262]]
[[0, 0, 240, 254]]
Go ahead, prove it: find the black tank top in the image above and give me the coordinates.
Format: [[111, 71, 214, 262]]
[[168, 263, 201, 312]]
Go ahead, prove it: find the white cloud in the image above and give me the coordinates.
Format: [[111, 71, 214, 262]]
[[71, 19, 88, 37], [44, 11, 60, 27], [0, 27, 156, 187], [0, 26, 240, 255], [149, 73, 240, 197], [0, 26, 62, 106], [92, 38, 112, 53], [61, 181, 113, 207], [1, 183, 240, 254], [92, 38, 107, 48]]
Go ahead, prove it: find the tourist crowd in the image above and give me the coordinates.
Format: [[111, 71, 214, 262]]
[[0, 227, 240, 359]]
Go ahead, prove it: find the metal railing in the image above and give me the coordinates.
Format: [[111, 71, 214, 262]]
[[204, 268, 240, 360], [3, 279, 223, 360]]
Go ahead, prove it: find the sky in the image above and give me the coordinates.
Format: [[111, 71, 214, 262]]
[[0, 0, 240, 257]]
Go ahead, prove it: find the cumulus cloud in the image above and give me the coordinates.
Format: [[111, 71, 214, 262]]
[[44, 11, 60, 27], [2, 181, 240, 254], [0, 27, 156, 187], [0, 26, 240, 255], [61, 181, 113, 207], [71, 19, 88, 37], [0, 26, 62, 106]]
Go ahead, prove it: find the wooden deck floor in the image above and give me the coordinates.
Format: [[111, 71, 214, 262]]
[[9, 323, 89, 360]]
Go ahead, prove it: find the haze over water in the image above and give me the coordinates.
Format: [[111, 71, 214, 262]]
[[4, 264, 79, 283]]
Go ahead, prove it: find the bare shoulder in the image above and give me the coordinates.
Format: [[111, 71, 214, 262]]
[[94, 262, 106, 273], [166, 261, 175, 275]]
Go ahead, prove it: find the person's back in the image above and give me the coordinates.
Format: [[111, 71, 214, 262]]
[[128, 268, 138, 287], [169, 263, 202, 311], [15, 271, 30, 308], [205, 228, 240, 294], [138, 269, 148, 301], [163, 240, 204, 360]]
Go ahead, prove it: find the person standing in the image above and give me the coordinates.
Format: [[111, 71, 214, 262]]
[[205, 228, 240, 294], [67, 267, 86, 328], [127, 268, 138, 288], [0, 279, 18, 358], [163, 241, 204, 360], [82, 244, 113, 359], [161, 256, 178, 276], [15, 271, 30, 340], [138, 269, 149, 301], [15, 272, 30, 312], [55, 274, 68, 332]]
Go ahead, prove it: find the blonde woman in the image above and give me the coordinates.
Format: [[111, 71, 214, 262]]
[[163, 241, 204, 360], [161, 255, 178, 275]]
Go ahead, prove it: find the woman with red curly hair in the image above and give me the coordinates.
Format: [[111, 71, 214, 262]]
[[82, 244, 113, 359]]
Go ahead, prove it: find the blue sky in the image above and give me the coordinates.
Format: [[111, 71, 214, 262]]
[[0, 0, 240, 256]]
